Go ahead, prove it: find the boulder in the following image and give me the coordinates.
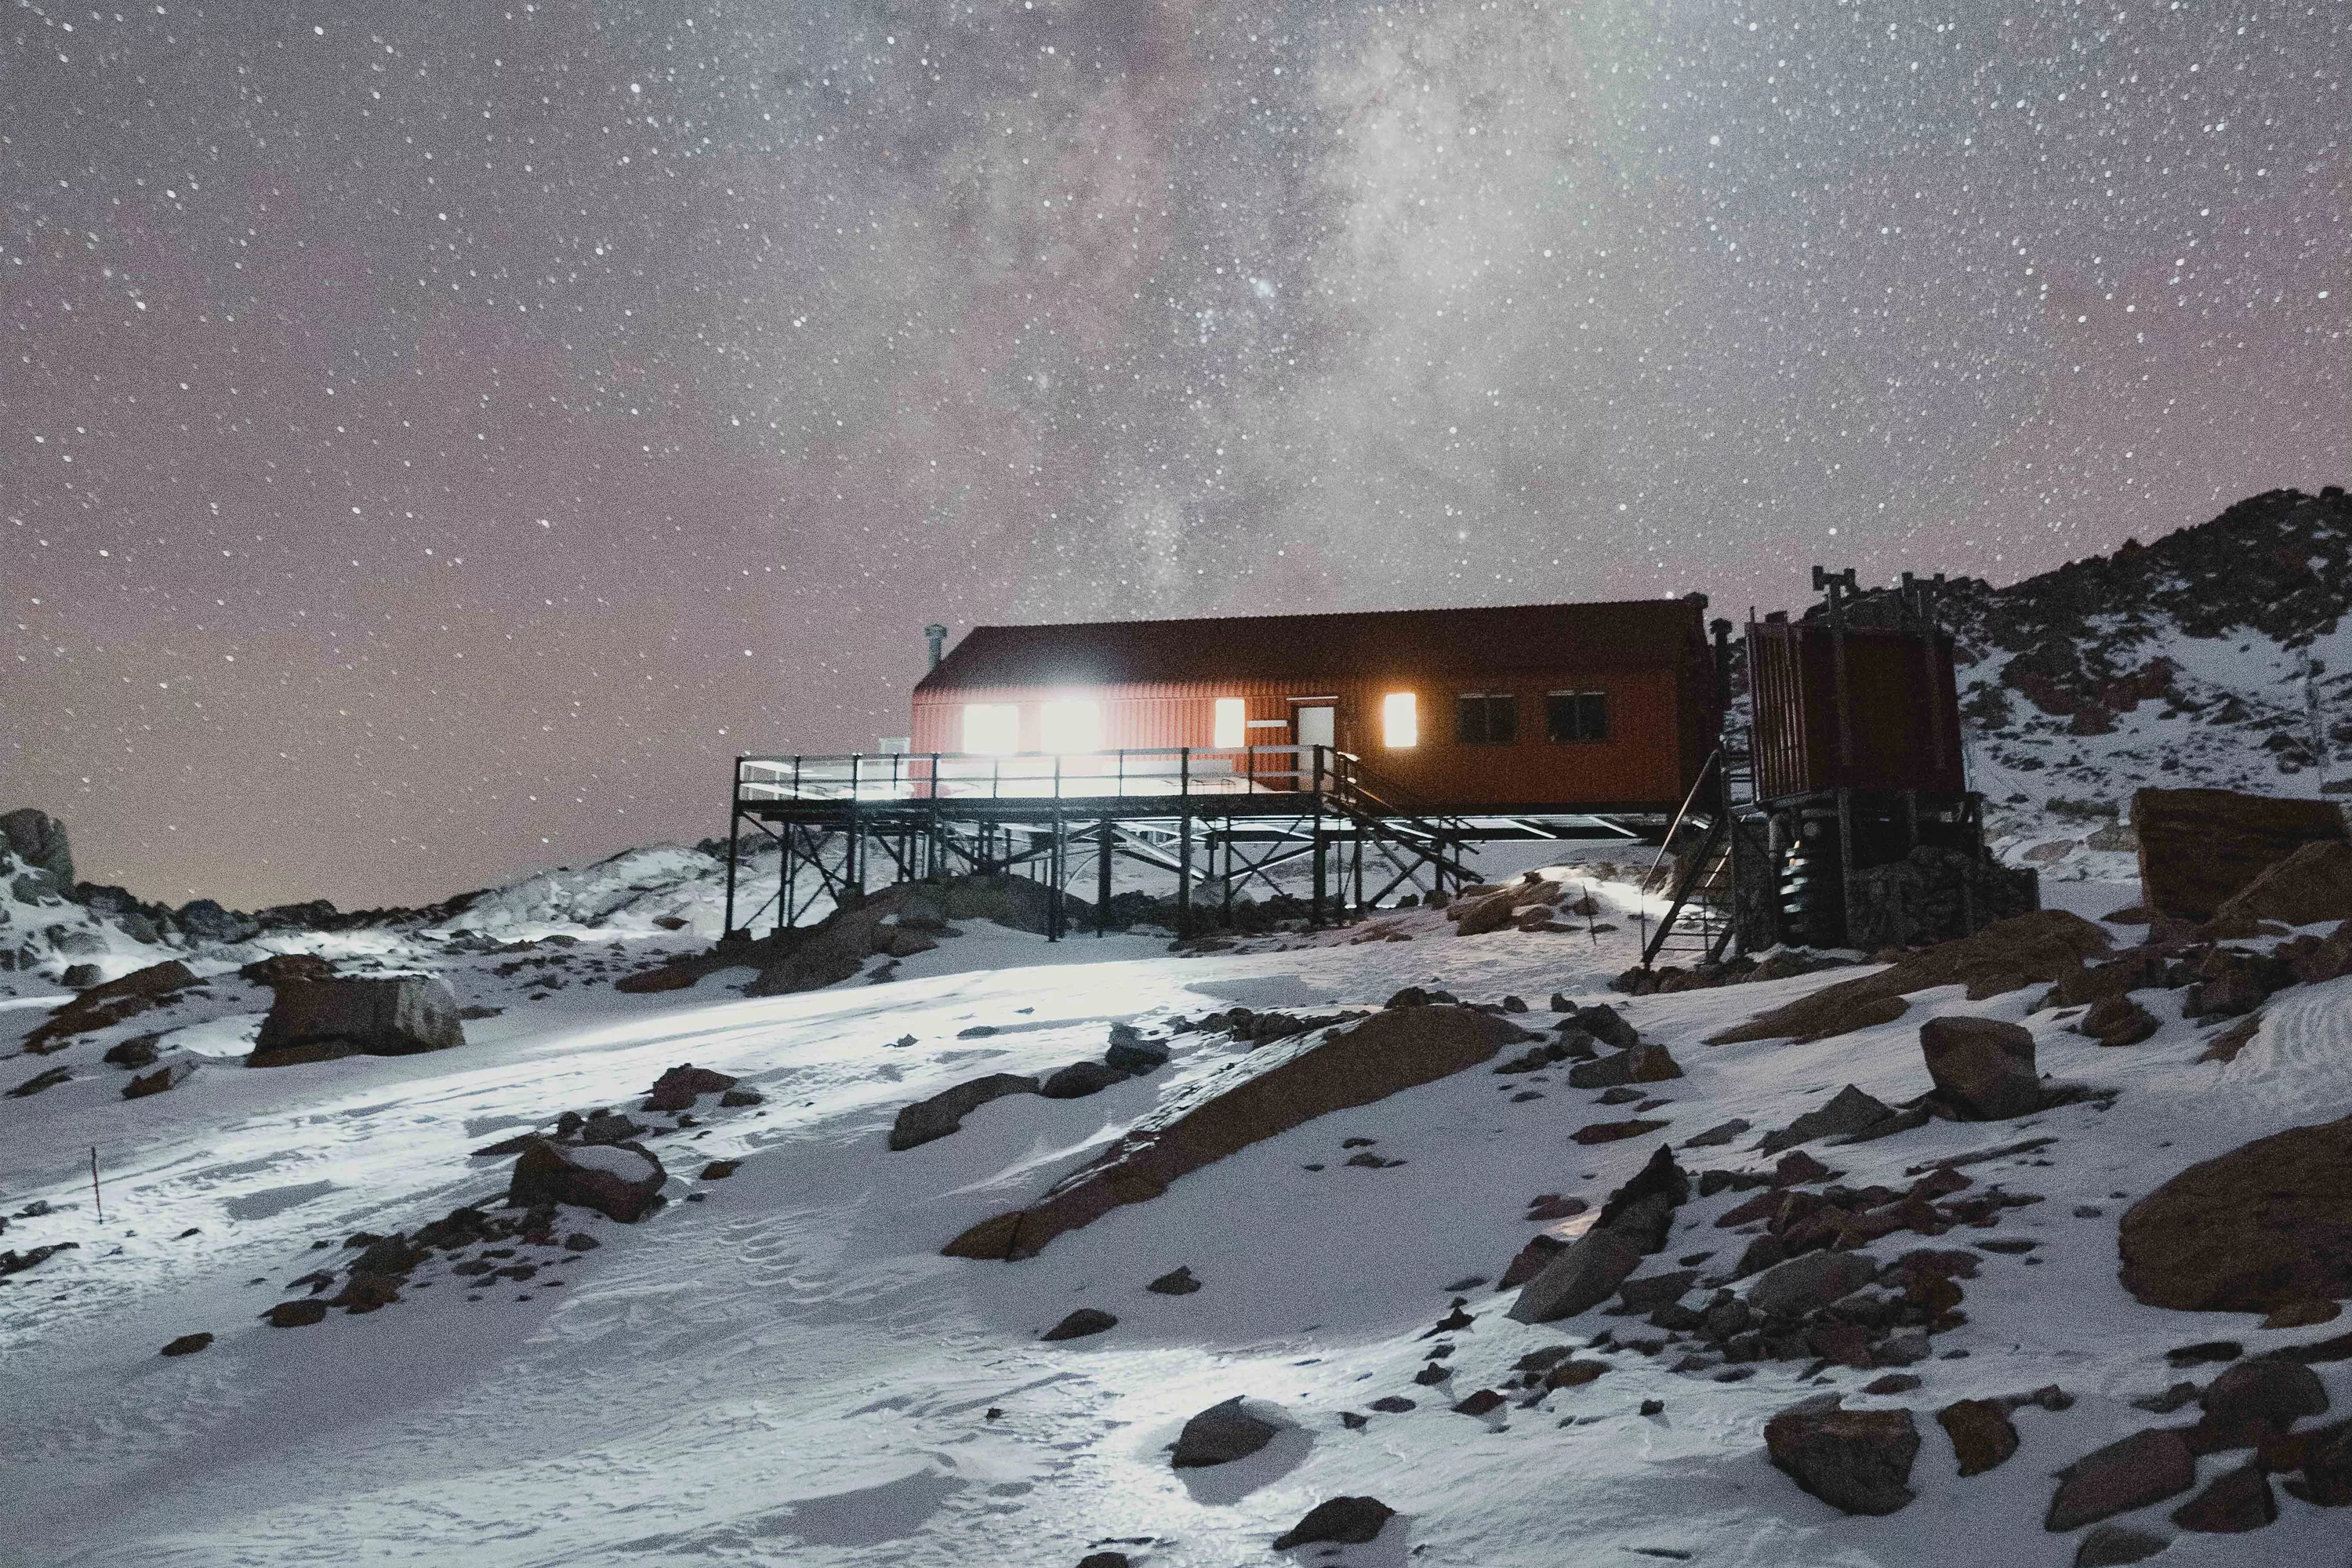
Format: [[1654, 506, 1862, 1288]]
[[744, 927, 866, 996], [1936, 1398, 2020, 1475], [1270, 1497, 1394, 1550], [102, 1035, 161, 1069], [60, 962, 103, 989], [1764, 1399, 1921, 1515], [944, 1005, 1523, 1259], [23, 959, 200, 1051], [263, 1299, 328, 1327], [1711, 910, 2112, 1045], [2196, 1357, 2328, 1446], [1171, 1396, 1279, 1467], [1919, 1017, 2042, 1120], [2080, 995, 2160, 1047], [1147, 1265, 1201, 1295], [122, 1062, 197, 1099], [506, 1139, 666, 1222], [2211, 838, 2352, 927], [249, 975, 465, 1065], [643, 1063, 738, 1112], [1040, 1308, 1117, 1342], [2, 808, 74, 883], [1573, 1004, 1640, 1050], [888, 1073, 1040, 1151], [1040, 1061, 1128, 1099], [1572, 1119, 1668, 1145], [2073, 1524, 2172, 1566], [2118, 1112, 2352, 1311], [1747, 1249, 1882, 1319], [1506, 1229, 1646, 1323], [2169, 1463, 2275, 1533], [579, 1111, 646, 1145], [1104, 1034, 1171, 1074], [1566, 1043, 1682, 1088], [2133, 788, 2347, 921], [2045, 1428, 2198, 1532], [1762, 1084, 1898, 1151], [2298, 1419, 2352, 1505], [159, 1332, 213, 1357]]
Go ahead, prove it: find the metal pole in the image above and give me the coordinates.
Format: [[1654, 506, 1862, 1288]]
[[1097, 818, 1112, 935], [1310, 745, 1327, 927], [1177, 749, 1192, 936], [723, 756, 743, 936]]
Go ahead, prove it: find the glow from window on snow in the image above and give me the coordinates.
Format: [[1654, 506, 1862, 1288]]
[[962, 702, 1019, 754], [1211, 697, 1245, 749], [1382, 691, 1418, 748]]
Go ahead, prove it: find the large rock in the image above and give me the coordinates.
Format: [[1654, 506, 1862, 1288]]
[[2072, 1524, 2172, 1566], [1566, 1043, 1682, 1088], [23, 959, 199, 1051], [1762, 1084, 1897, 1152], [2169, 1463, 2276, 1533], [1919, 1016, 2042, 1120], [1711, 910, 2111, 1045], [1270, 1497, 1395, 1550], [2134, 787, 2347, 921], [506, 1138, 666, 1222], [1506, 1229, 1647, 1324], [2196, 1356, 2328, 1445], [2212, 838, 2352, 928], [943, 1005, 1523, 1260], [1747, 1249, 1882, 1319], [1936, 1399, 2020, 1475], [1171, 1396, 1279, 1468], [2045, 1428, 2198, 1532], [249, 975, 466, 1065], [1764, 1399, 1921, 1515], [888, 1073, 1040, 1151], [2118, 1112, 2352, 1312], [644, 1063, 738, 1112], [0, 808, 74, 885]]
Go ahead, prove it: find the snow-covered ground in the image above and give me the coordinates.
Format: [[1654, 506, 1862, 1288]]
[[5, 860, 2350, 1567]]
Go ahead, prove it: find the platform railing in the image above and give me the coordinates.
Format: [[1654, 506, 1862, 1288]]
[[735, 746, 1343, 805]]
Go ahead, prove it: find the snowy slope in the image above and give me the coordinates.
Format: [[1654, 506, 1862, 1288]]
[[5, 870, 2350, 1567]]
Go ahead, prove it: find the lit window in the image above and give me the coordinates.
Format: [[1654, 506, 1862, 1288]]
[[962, 702, 1020, 754], [1038, 698, 1103, 754], [1381, 691, 1418, 748], [1212, 697, 1245, 749]]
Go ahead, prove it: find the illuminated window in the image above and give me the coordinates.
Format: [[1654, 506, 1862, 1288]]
[[962, 702, 1020, 755], [1038, 698, 1103, 754], [1212, 697, 1246, 749], [1381, 691, 1419, 748]]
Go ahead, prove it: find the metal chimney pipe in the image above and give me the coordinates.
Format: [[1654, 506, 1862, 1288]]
[[923, 623, 948, 670]]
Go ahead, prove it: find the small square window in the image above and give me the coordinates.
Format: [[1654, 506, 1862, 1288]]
[[1455, 693, 1517, 745], [1211, 697, 1246, 749], [1546, 691, 1608, 743]]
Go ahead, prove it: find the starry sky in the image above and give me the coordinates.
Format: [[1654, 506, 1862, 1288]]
[[5, 1, 2347, 910]]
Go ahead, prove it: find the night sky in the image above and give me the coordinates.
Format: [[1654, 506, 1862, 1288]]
[[5, 2, 2347, 909]]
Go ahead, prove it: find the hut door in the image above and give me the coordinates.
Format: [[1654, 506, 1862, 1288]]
[[1294, 704, 1335, 752]]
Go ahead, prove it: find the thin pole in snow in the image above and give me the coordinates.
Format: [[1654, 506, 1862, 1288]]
[[89, 1145, 103, 1224]]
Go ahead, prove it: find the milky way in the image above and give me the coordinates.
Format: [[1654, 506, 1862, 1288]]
[[5, 1, 2347, 907]]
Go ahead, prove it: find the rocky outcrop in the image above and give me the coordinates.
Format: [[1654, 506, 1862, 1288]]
[[23, 960, 200, 1052], [1270, 1497, 1394, 1550], [249, 975, 466, 1065], [943, 1005, 1524, 1260], [1040, 1308, 1117, 1342], [2211, 838, 2352, 929], [1508, 1146, 1688, 1323], [643, 1063, 738, 1112], [888, 1073, 1040, 1151], [1764, 1398, 1921, 1515], [2133, 789, 2347, 922], [1919, 1017, 2042, 1120], [506, 1139, 666, 1222], [1, 808, 74, 886], [1710, 910, 2111, 1045], [2118, 1112, 2352, 1312], [2045, 1428, 2198, 1531]]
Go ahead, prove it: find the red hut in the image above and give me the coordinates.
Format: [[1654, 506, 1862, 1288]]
[[909, 597, 1719, 813]]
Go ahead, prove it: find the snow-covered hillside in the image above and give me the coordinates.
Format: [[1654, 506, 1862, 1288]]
[[5, 859, 2351, 1566]]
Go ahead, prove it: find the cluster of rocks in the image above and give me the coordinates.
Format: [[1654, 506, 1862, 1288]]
[[258, 1201, 609, 1327], [1446, 872, 1595, 935], [887, 1023, 1172, 1152], [1169, 1006, 1366, 1049], [1613, 946, 1856, 997]]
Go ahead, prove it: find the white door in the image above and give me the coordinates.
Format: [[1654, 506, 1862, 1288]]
[[1294, 705, 1335, 750]]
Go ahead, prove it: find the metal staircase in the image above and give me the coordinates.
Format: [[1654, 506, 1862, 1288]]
[[1637, 739, 1759, 971]]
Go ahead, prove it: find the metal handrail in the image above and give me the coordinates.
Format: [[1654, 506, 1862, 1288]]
[[735, 745, 1348, 804]]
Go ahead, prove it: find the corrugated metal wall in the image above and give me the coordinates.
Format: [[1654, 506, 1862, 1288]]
[[1746, 621, 1966, 799]]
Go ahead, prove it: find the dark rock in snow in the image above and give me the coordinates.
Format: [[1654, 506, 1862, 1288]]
[[2045, 1428, 2198, 1532], [2121, 1113, 2352, 1312], [1147, 1265, 1201, 1295], [264, 1299, 328, 1327], [1040, 1061, 1128, 1099], [719, 1087, 764, 1107], [1919, 1017, 2042, 1120], [249, 975, 466, 1066], [103, 1035, 162, 1069], [1566, 1044, 1682, 1089], [1171, 1396, 1278, 1467], [889, 1073, 1040, 1151], [579, 1112, 645, 1145], [122, 1062, 197, 1099], [1762, 1085, 1898, 1152], [1746, 1250, 1882, 1319], [1271, 1496, 1395, 1550], [506, 1139, 667, 1223], [2169, 1463, 2276, 1534], [2194, 1356, 2328, 1446], [1936, 1398, 2020, 1475], [1041, 1308, 1118, 1342], [1764, 1398, 1920, 1515], [6, 1065, 71, 1098], [160, 1332, 213, 1356], [238, 953, 337, 989], [644, 1063, 737, 1112]]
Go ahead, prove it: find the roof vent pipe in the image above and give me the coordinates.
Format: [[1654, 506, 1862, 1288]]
[[923, 623, 948, 670]]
